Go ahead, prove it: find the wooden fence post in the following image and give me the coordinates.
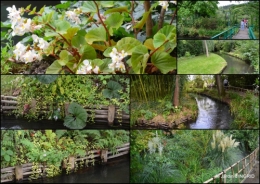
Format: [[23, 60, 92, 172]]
[[68, 156, 75, 171], [31, 98, 37, 113], [15, 165, 23, 181], [64, 102, 70, 116], [101, 149, 108, 163], [107, 105, 115, 126]]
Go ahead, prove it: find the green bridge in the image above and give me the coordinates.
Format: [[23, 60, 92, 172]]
[[211, 25, 256, 40]]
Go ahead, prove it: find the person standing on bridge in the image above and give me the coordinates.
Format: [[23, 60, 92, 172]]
[[223, 78, 229, 89], [240, 19, 244, 30]]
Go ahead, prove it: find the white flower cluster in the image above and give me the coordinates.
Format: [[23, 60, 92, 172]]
[[13, 42, 41, 63], [147, 131, 164, 156], [65, 8, 82, 24], [76, 60, 100, 74], [108, 48, 128, 73], [13, 35, 49, 63], [6, 5, 42, 36], [159, 1, 177, 11]]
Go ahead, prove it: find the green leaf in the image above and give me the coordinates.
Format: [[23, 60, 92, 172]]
[[28, 7, 36, 15], [85, 27, 106, 45], [144, 38, 155, 51], [116, 37, 142, 55], [102, 81, 123, 99], [100, 1, 114, 8], [72, 30, 87, 48], [64, 102, 88, 129], [60, 87, 64, 95], [133, 11, 149, 29], [158, 25, 176, 42], [35, 75, 59, 84], [104, 6, 128, 15], [52, 85, 57, 94], [38, 6, 45, 14], [55, 20, 71, 34], [64, 27, 79, 41], [82, 1, 97, 13], [57, 50, 73, 66], [55, 2, 71, 9], [105, 12, 124, 36], [80, 44, 97, 61], [46, 60, 62, 74], [103, 47, 113, 57], [153, 33, 167, 48], [4, 154, 10, 162], [26, 4, 31, 10], [131, 45, 149, 74], [91, 59, 104, 66], [151, 51, 176, 74], [6, 150, 13, 155]]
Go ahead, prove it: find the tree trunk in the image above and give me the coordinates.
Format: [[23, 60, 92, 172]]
[[173, 75, 180, 107], [204, 40, 209, 57], [215, 75, 225, 96], [144, 1, 153, 37]]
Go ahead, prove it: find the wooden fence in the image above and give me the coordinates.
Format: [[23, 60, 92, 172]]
[[1, 143, 129, 183], [1, 95, 129, 126], [204, 146, 259, 183]]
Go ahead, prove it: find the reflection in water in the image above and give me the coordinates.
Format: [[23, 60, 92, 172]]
[[27, 157, 129, 183], [218, 53, 254, 74], [188, 95, 233, 129]]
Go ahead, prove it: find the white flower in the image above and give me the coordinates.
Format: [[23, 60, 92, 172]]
[[115, 61, 126, 72], [76, 60, 93, 74], [65, 10, 81, 24], [6, 5, 21, 21], [32, 34, 40, 43], [38, 38, 49, 50], [108, 48, 127, 73], [13, 42, 27, 60], [21, 50, 37, 64], [159, 1, 176, 11], [93, 66, 100, 74]]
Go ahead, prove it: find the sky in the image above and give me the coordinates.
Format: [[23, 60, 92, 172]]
[[218, 1, 249, 7]]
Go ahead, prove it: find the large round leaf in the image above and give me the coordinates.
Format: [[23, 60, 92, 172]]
[[102, 81, 123, 99], [116, 37, 142, 55], [64, 102, 88, 129], [34, 75, 59, 84], [151, 51, 176, 74], [131, 45, 149, 74], [85, 27, 106, 44]]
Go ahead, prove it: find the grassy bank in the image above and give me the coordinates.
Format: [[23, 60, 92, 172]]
[[187, 87, 259, 129], [178, 53, 227, 74], [131, 93, 198, 128]]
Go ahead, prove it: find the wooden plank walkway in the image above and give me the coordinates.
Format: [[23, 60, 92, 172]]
[[233, 28, 250, 39]]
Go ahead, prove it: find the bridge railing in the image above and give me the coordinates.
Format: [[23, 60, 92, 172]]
[[248, 26, 256, 39], [211, 26, 238, 40], [204, 147, 259, 183]]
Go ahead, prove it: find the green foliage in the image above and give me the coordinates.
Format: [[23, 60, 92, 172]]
[[102, 80, 123, 99], [64, 102, 88, 129], [140, 109, 156, 120], [13, 75, 129, 124], [2, 1, 177, 74]]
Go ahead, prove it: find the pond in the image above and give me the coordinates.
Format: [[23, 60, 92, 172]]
[[186, 94, 233, 129], [217, 53, 254, 74], [1, 115, 129, 129], [7, 156, 129, 183]]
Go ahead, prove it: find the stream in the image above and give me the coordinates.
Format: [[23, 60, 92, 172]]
[[187, 94, 233, 129], [6, 156, 129, 183], [217, 53, 254, 74]]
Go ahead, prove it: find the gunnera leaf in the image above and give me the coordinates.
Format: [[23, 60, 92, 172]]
[[64, 102, 88, 129], [34, 75, 59, 84]]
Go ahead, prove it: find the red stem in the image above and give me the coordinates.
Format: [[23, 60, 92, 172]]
[[93, 1, 111, 46]]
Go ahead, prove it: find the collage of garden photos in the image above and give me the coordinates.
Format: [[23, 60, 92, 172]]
[[1, 0, 259, 183]]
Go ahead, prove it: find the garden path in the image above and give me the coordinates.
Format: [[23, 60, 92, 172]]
[[232, 28, 250, 39], [243, 160, 259, 183]]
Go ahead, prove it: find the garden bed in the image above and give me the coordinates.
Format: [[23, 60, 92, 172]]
[[1, 95, 130, 128], [1, 143, 129, 183]]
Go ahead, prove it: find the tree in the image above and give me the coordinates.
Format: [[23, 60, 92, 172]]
[[173, 75, 180, 107], [215, 75, 225, 96], [204, 40, 209, 57]]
